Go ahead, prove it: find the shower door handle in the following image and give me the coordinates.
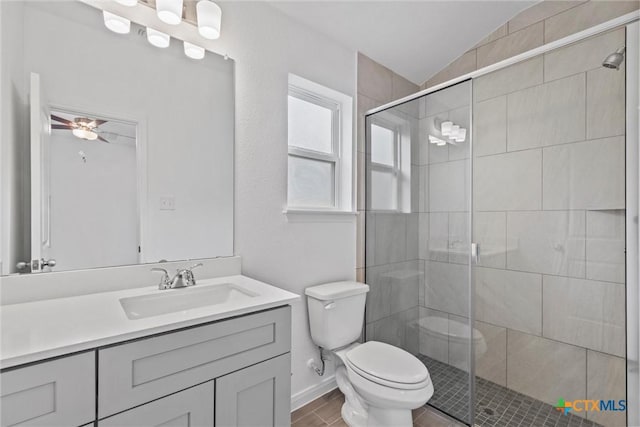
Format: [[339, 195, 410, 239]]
[[471, 243, 479, 264]]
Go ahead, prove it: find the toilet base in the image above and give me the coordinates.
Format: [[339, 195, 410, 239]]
[[367, 407, 413, 427], [336, 366, 368, 427], [335, 365, 416, 427], [339, 401, 414, 427]]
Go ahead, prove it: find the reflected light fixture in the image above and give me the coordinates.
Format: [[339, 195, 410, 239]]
[[103, 11, 131, 34], [147, 27, 170, 48], [196, 0, 222, 39], [72, 128, 98, 141], [184, 41, 205, 59], [428, 135, 447, 146], [156, 0, 183, 25], [454, 128, 467, 143], [438, 120, 466, 143], [115, 0, 138, 6]]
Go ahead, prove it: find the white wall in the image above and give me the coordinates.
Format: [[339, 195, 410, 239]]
[[48, 131, 138, 271], [212, 2, 357, 402]]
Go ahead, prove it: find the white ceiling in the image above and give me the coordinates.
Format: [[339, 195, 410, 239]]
[[269, 1, 536, 85]]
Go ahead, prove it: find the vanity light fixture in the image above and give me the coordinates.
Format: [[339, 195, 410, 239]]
[[115, 0, 138, 6], [156, 0, 184, 25], [103, 11, 131, 34], [184, 41, 205, 59], [147, 27, 170, 48], [196, 0, 222, 40]]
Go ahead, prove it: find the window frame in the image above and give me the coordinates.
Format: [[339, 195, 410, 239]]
[[369, 117, 403, 212], [287, 87, 341, 209], [286, 74, 354, 214]]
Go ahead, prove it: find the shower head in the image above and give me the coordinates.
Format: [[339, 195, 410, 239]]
[[602, 47, 626, 70]]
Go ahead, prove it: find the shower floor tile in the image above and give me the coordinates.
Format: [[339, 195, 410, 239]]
[[418, 355, 602, 427]]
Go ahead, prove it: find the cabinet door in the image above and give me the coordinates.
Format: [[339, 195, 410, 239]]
[[99, 306, 291, 418], [98, 382, 213, 427], [0, 351, 95, 427], [215, 353, 291, 427]]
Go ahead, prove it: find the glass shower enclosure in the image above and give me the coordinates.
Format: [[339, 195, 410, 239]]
[[365, 26, 632, 427]]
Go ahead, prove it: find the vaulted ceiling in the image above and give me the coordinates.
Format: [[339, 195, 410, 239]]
[[269, 1, 536, 84]]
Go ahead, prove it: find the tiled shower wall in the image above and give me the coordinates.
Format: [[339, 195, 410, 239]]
[[357, 54, 433, 353], [420, 29, 627, 427], [358, 3, 635, 426], [420, 0, 639, 89]]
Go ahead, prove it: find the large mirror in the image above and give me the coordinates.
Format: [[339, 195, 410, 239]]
[[0, 0, 234, 275]]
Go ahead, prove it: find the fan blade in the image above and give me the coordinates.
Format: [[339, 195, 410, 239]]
[[93, 119, 108, 126], [51, 124, 73, 130], [50, 114, 74, 126], [97, 135, 110, 143]]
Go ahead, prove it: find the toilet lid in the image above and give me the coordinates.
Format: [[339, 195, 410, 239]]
[[346, 341, 429, 386]]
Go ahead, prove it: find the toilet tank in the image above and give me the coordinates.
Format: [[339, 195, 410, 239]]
[[305, 281, 369, 350]]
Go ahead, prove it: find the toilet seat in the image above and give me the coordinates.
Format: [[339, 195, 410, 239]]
[[345, 341, 431, 390], [342, 364, 434, 410]]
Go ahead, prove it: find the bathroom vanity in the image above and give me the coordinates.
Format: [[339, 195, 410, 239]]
[[0, 273, 298, 427]]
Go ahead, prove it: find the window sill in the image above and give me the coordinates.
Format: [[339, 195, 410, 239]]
[[283, 209, 358, 223]]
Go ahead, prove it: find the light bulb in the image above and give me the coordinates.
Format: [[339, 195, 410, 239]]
[[196, 0, 222, 39], [147, 28, 170, 48], [103, 11, 130, 34], [184, 41, 205, 59], [454, 128, 467, 142], [156, 0, 183, 25]]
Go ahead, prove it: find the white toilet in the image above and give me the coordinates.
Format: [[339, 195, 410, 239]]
[[306, 281, 434, 427]]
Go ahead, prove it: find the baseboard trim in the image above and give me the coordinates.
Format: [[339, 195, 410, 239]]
[[291, 375, 338, 411]]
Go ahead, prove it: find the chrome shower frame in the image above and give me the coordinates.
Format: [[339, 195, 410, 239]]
[[365, 10, 640, 427]]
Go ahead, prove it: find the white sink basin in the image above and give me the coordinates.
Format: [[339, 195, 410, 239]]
[[120, 283, 258, 320]]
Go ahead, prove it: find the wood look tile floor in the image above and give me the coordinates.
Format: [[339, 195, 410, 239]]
[[291, 388, 464, 427]]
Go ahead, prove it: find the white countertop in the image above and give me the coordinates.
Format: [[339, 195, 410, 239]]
[[0, 275, 299, 369]]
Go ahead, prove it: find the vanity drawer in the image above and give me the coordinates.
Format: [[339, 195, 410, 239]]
[[98, 381, 214, 427], [98, 306, 291, 418], [0, 351, 96, 427]]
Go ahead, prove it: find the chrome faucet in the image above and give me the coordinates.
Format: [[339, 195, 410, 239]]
[[151, 263, 203, 290]]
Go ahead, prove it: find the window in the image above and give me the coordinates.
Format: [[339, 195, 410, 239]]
[[287, 74, 353, 212], [367, 112, 411, 212], [370, 121, 400, 211]]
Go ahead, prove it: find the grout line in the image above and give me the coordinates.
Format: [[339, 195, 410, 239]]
[[585, 68, 589, 140], [541, 274, 544, 339], [540, 142, 544, 211]]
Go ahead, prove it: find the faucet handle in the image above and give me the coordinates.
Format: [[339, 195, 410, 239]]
[[151, 267, 171, 289], [184, 263, 203, 286]]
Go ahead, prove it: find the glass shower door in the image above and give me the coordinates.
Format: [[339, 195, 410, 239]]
[[365, 80, 473, 425], [471, 30, 627, 427]]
